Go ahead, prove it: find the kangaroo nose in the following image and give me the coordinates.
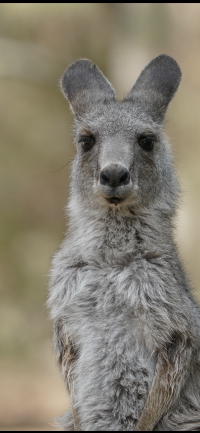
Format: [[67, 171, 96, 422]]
[[100, 165, 130, 187]]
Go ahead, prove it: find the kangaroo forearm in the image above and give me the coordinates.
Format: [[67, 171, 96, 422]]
[[135, 345, 191, 431], [134, 360, 172, 431]]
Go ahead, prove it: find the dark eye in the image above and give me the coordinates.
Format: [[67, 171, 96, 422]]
[[138, 135, 155, 152], [78, 135, 95, 151]]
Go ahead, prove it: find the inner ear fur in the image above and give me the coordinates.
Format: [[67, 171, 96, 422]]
[[125, 54, 182, 123]]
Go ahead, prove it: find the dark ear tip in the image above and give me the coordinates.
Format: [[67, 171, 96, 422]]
[[65, 58, 93, 73], [61, 59, 94, 83], [151, 54, 182, 83], [154, 54, 181, 70], [60, 59, 93, 94]]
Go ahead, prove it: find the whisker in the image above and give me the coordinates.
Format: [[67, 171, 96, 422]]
[[48, 159, 73, 173]]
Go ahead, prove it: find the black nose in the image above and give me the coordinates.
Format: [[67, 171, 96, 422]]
[[100, 165, 130, 187]]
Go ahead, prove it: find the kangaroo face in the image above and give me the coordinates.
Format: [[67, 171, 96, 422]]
[[73, 105, 162, 208], [61, 56, 181, 212]]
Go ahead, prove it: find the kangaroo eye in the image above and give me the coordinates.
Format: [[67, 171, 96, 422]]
[[78, 135, 95, 151], [138, 135, 155, 152]]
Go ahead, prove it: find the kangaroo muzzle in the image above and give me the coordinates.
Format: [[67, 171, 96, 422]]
[[99, 164, 132, 205]]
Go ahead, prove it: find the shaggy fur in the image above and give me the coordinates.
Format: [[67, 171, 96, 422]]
[[48, 55, 200, 431]]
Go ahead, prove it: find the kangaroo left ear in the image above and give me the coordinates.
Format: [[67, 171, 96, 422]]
[[125, 55, 182, 123]]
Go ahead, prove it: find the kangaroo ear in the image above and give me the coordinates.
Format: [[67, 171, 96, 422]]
[[125, 55, 182, 123], [61, 59, 116, 118]]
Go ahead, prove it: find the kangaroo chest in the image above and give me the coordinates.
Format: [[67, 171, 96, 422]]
[[65, 258, 170, 354]]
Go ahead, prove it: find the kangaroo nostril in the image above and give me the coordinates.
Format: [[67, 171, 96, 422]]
[[100, 170, 110, 185], [119, 170, 130, 185]]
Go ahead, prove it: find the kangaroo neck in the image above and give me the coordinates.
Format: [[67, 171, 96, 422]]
[[68, 199, 175, 262]]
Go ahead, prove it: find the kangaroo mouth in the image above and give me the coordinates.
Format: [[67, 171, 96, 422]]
[[106, 197, 124, 206]]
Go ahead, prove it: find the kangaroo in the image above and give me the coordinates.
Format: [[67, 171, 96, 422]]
[[48, 55, 200, 431]]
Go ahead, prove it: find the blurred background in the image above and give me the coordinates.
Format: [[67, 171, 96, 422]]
[[1, 3, 200, 431]]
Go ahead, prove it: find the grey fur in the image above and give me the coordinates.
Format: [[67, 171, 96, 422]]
[[48, 55, 200, 431]]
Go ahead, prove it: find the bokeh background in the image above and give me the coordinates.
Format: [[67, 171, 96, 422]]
[[1, 3, 200, 431]]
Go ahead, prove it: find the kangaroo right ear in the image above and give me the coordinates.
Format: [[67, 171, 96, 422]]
[[60, 59, 116, 118]]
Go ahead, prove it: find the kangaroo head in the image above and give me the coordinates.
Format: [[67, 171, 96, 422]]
[[61, 55, 181, 215]]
